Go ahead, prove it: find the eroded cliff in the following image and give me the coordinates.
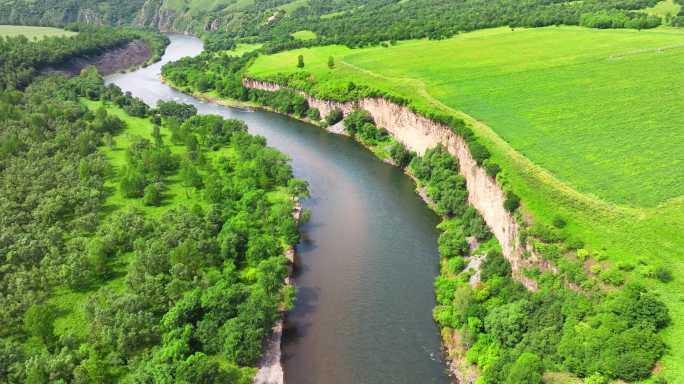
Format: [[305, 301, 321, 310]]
[[243, 79, 542, 290]]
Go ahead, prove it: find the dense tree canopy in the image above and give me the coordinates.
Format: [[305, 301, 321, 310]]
[[0, 30, 304, 383]]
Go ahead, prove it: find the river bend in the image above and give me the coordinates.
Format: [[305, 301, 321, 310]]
[[106, 34, 450, 384]]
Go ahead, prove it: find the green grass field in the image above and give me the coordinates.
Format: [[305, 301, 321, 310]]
[[225, 43, 263, 56], [644, 0, 682, 21], [290, 30, 317, 41], [0, 25, 76, 39], [247, 26, 684, 380]]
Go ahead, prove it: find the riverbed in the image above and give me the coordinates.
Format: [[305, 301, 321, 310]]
[[106, 34, 451, 384]]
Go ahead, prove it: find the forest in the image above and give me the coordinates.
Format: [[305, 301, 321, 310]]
[[0, 25, 168, 90], [0, 0, 667, 50], [0, 30, 306, 383]]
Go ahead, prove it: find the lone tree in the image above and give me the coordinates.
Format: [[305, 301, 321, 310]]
[[297, 54, 304, 68], [328, 56, 335, 69]]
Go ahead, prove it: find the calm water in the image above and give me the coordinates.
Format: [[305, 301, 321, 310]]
[[106, 34, 451, 384]]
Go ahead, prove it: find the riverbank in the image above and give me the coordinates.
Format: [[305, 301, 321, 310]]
[[170, 80, 487, 382], [42, 39, 153, 76], [254, 202, 302, 384]]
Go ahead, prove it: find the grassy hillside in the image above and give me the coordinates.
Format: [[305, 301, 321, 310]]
[[247, 26, 684, 380], [0, 25, 76, 38]]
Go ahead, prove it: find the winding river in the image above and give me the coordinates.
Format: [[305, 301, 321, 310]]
[[106, 34, 451, 384]]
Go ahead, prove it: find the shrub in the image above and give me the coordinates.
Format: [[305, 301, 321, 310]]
[[654, 266, 673, 283], [552, 216, 566, 228], [503, 192, 520, 212], [343, 110, 373, 135], [120, 167, 147, 198], [576, 248, 589, 261], [388, 141, 414, 169], [481, 250, 511, 280], [600, 268, 625, 286], [325, 108, 344, 125], [447, 257, 467, 275], [467, 140, 490, 165], [505, 352, 543, 384], [143, 183, 163, 206], [306, 107, 321, 121], [585, 373, 608, 384], [484, 161, 501, 178]]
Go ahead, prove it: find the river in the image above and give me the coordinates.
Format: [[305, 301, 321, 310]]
[[106, 34, 451, 384]]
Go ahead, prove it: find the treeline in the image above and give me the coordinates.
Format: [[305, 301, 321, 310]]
[[0, 25, 168, 90], [0, 33, 305, 383], [0, 0, 147, 26], [0, 0, 668, 54], [254, 0, 662, 50], [403, 146, 669, 383], [579, 10, 661, 29]]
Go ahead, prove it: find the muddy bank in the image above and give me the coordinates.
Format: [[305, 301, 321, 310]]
[[42, 39, 151, 76]]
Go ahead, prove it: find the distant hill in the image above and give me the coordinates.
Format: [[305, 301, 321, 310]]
[[0, 0, 672, 41]]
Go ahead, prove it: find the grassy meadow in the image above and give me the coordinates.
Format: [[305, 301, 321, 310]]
[[224, 42, 263, 56], [247, 26, 684, 380], [291, 30, 317, 41], [0, 25, 76, 38]]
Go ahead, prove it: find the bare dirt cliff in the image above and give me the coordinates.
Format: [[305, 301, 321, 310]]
[[243, 79, 541, 290]]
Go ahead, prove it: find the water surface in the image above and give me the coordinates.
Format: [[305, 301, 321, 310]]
[[107, 34, 450, 384]]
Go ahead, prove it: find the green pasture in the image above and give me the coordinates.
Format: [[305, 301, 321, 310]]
[[643, 0, 681, 21], [0, 25, 76, 39], [291, 30, 317, 41], [225, 42, 263, 56], [247, 26, 684, 380]]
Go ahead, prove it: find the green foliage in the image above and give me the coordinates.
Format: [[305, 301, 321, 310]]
[[325, 108, 344, 125], [0, 25, 167, 90], [297, 54, 304, 68], [203, 32, 236, 52], [120, 166, 147, 198], [306, 107, 321, 121], [343, 110, 373, 136], [505, 352, 543, 384], [0, 49, 302, 382], [503, 193, 520, 212], [580, 10, 661, 29], [143, 183, 163, 206], [388, 141, 414, 169], [157, 100, 198, 122], [410, 145, 469, 217], [485, 300, 529, 347], [23, 304, 58, 345], [655, 266, 673, 283]]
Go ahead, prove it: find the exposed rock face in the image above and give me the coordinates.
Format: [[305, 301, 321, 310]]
[[243, 79, 541, 290], [136, 0, 179, 32], [42, 40, 151, 76]]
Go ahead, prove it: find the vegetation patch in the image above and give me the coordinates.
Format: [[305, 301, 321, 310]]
[[290, 30, 317, 41], [0, 25, 76, 39], [0, 30, 306, 382]]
